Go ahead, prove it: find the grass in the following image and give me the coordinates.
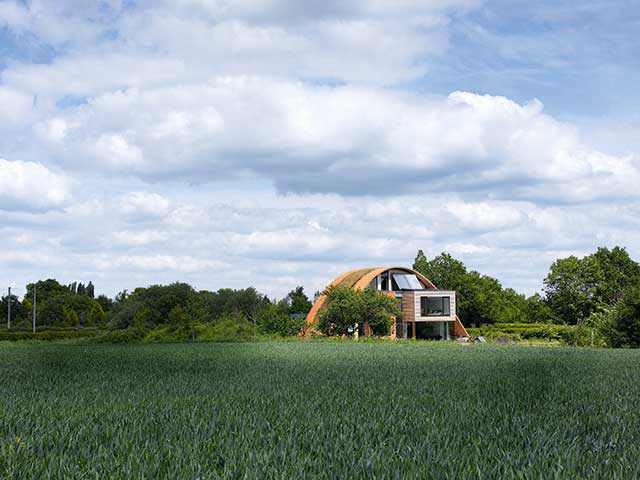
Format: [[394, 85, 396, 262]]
[[1, 342, 639, 478]]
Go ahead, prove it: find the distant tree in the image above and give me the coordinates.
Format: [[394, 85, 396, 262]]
[[21, 299, 33, 324], [1, 294, 22, 327], [200, 287, 270, 324], [25, 279, 69, 305], [607, 287, 640, 347], [86, 281, 95, 299], [40, 296, 68, 326], [168, 305, 188, 326], [88, 303, 106, 327], [592, 247, 640, 304], [96, 294, 113, 312], [523, 293, 557, 323], [259, 303, 304, 336], [543, 246, 640, 324], [413, 249, 429, 276], [285, 286, 312, 314], [77, 283, 86, 296], [64, 307, 80, 328]]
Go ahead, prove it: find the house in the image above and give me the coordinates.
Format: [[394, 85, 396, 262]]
[[306, 266, 468, 340]]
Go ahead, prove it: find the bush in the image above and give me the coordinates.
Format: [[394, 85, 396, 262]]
[[0, 329, 98, 342], [92, 328, 146, 344]]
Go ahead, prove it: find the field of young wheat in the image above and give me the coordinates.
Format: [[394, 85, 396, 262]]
[[1, 342, 639, 478]]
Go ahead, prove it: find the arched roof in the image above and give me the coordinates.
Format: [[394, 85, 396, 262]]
[[306, 266, 436, 325]]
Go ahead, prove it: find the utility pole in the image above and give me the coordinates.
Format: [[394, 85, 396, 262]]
[[7, 287, 10, 330], [32, 285, 37, 334]]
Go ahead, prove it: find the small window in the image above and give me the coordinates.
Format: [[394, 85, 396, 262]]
[[380, 272, 389, 291], [421, 296, 450, 316]]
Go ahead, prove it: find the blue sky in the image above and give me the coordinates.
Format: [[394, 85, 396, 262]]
[[1, 0, 640, 299]]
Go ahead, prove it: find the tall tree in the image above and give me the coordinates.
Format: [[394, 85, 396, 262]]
[[544, 247, 640, 324], [285, 286, 312, 314], [86, 281, 95, 299]]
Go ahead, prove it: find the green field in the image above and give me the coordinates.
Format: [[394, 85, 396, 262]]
[[1, 342, 639, 478]]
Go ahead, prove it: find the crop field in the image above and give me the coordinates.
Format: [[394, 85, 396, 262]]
[[1, 342, 639, 478]]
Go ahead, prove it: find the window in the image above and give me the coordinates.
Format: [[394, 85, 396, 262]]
[[380, 272, 389, 291], [421, 296, 450, 316], [393, 274, 423, 290]]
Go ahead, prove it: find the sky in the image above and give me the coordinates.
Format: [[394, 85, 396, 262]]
[[1, 0, 640, 300]]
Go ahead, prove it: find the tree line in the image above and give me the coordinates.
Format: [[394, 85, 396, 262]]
[[413, 246, 640, 346], [2, 245, 639, 346], [1, 280, 313, 339]]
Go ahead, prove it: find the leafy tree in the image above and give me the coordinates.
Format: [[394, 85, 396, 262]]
[[592, 247, 640, 304], [523, 293, 557, 323], [96, 294, 113, 312], [544, 247, 640, 324], [64, 307, 80, 328], [259, 303, 304, 336], [86, 281, 95, 299], [25, 279, 69, 305], [606, 287, 640, 347], [1, 293, 22, 326], [285, 286, 312, 314], [413, 250, 429, 278], [88, 303, 106, 327], [544, 255, 602, 324], [414, 252, 468, 292], [200, 287, 269, 323], [360, 288, 401, 335], [317, 286, 400, 336], [22, 299, 33, 324]]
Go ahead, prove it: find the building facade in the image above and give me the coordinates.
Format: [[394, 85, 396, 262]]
[[307, 266, 468, 339]]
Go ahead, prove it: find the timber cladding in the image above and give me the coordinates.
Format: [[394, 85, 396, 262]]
[[401, 291, 415, 321]]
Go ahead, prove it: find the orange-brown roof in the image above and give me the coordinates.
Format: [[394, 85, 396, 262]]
[[306, 266, 436, 325]]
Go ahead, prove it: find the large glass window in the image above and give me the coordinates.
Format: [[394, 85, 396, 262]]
[[421, 296, 450, 316], [393, 274, 423, 290]]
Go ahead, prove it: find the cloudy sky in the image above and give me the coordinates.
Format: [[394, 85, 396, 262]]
[[1, 0, 640, 300]]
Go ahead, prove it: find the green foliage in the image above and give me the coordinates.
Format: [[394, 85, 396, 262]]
[[0, 294, 22, 326], [88, 303, 106, 327], [0, 329, 98, 341], [285, 286, 312, 314], [200, 287, 270, 323], [96, 294, 113, 312], [544, 246, 640, 324], [318, 285, 400, 336], [259, 303, 304, 336], [467, 323, 572, 342], [413, 251, 555, 326], [591, 287, 640, 348], [64, 308, 80, 328], [1, 343, 640, 477]]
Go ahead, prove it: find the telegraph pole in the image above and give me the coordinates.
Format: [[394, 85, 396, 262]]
[[7, 287, 10, 330], [32, 285, 37, 334]]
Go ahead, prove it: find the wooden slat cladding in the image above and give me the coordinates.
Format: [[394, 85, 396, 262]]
[[402, 291, 415, 321]]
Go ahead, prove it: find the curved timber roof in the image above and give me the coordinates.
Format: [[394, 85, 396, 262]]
[[306, 266, 436, 325]]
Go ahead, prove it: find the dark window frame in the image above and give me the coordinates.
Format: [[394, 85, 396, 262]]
[[420, 296, 451, 317]]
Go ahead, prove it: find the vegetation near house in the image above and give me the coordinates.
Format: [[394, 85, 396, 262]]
[[1, 245, 639, 346], [413, 246, 640, 347], [317, 286, 401, 336]]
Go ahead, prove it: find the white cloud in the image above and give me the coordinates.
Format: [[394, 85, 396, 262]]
[[120, 192, 171, 222], [26, 79, 640, 205], [1, 0, 640, 303], [0, 159, 71, 212]]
